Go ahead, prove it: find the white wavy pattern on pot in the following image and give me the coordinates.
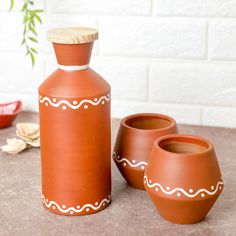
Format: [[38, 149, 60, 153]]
[[113, 151, 148, 169], [42, 194, 111, 214], [39, 94, 110, 110], [144, 175, 223, 198]]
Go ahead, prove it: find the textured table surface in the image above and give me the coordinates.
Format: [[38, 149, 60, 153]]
[[0, 112, 235, 236]]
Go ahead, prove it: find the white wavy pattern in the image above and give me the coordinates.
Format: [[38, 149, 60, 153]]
[[39, 94, 110, 110], [42, 194, 111, 214], [144, 175, 223, 198], [113, 151, 148, 169]]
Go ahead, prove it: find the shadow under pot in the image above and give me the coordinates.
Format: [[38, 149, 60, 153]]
[[113, 113, 177, 190], [144, 134, 224, 224]]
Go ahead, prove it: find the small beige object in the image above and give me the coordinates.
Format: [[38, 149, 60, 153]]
[[16, 123, 40, 141], [47, 27, 98, 44], [1, 138, 27, 155], [25, 139, 40, 148]]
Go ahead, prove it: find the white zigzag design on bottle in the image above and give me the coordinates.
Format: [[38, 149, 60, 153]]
[[42, 194, 111, 214], [144, 175, 223, 198], [113, 151, 148, 169], [39, 94, 110, 110]]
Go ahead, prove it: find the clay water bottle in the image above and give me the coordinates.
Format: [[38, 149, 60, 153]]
[[38, 27, 111, 215]]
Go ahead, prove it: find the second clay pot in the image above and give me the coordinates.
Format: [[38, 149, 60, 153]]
[[113, 113, 177, 190], [144, 134, 224, 224]]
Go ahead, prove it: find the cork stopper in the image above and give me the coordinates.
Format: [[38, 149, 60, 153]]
[[47, 27, 98, 44]]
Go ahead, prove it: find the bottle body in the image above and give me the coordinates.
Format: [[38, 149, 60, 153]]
[[38, 43, 111, 215]]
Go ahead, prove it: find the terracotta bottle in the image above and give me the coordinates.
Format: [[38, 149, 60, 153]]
[[38, 27, 111, 216]]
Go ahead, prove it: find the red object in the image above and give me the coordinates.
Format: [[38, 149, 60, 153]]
[[0, 101, 22, 128]]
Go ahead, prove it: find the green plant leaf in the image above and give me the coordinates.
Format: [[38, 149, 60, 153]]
[[33, 9, 44, 13], [19, 0, 44, 67], [9, 0, 14, 10], [29, 25, 37, 36], [28, 36, 38, 43], [23, 15, 28, 23], [21, 38, 26, 45], [21, 3, 27, 11], [30, 53, 35, 67], [32, 12, 42, 24], [30, 16, 35, 27], [30, 48, 38, 54]]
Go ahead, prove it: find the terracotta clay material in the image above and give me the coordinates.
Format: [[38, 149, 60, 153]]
[[0, 101, 22, 128], [38, 28, 111, 216], [144, 134, 223, 224], [113, 113, 177, 190]]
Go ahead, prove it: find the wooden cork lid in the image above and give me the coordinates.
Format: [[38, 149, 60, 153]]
[[47, 27, 98, 44]]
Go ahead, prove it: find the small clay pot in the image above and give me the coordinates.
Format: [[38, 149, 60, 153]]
[[144, 134, 224, 224], [113, 113, 177, 190]]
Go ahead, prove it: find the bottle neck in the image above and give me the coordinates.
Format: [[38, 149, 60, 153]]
[[53, 42, 93, 66]]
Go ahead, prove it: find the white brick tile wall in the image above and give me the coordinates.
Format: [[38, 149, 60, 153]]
[[153, 0, 236, 17], [0, 1, 236, 128], [209, 20, 236, 60], [150, 63, 236, 107], [111, 100, 202, 125], [203, 107, 236, 128], [100, 17, 207, 59], [0, 0, 45, 12], [47, 0, 151, 16], [0, 52, 44, 94], [92, 59, 148, 101], [0, 13, 22, 51]]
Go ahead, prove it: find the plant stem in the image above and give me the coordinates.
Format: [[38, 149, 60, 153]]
[[9, 0, 43, 67]]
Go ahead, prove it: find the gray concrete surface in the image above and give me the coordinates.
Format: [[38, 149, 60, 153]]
[[0, 112, 235, 236]]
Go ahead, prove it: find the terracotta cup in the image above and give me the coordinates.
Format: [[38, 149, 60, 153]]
[[144, 134, 224, 224], [113, 113, 177, 190]]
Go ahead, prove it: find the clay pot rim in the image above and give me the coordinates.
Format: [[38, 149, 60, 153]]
[[121, 113, 176, 133], [154, 134, 213, 156]]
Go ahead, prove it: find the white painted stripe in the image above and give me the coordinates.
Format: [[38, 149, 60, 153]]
[[39, 94, 110, 110], [58, 64, 89, 71], [113, 151, 148, 169], [42, 194, 111, 214], [144, 175, 223, 198]]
